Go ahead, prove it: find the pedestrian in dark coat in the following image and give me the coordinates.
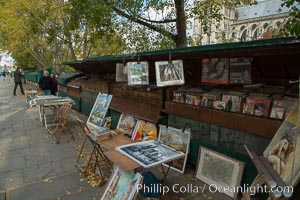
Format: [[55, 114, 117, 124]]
[[38, 71, 52, 96], [50, 72, 58, 96], [13, 67, 25, 96]]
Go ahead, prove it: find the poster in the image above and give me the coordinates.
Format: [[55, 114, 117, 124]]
[[127, 62, 149, 85], [263, 109, 300, 186], [195, 147, 245, 198], [155, 60, 185, 87], [229, 57, 252, 84], [87, 93, 112, 130], [201, 58, 229, 84], [116, 140, 185, 168]]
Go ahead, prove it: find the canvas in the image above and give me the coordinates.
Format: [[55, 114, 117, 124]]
[[155, 60, 185, 87], [263, 108, 300, 186], [101, 166, 143, 200], [116, 63, 128, 82], [195, 147, 245, 198], [201, 58, 229, 84], [87, 93, 112, 131], [132, 120, 157, 142], [116, 140, 185, 168], [117, 114, 138, 139], [127, 62, 149, 85], [161, 127, 191, 174]]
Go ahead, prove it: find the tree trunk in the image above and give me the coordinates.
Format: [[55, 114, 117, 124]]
[[174, 0, 187, 48]]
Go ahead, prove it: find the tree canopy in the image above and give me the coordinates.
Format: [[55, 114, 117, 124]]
[[0, 0, 299, 71]]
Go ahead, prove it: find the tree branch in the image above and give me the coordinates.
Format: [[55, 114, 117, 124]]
[[113, 7, 176, 41]]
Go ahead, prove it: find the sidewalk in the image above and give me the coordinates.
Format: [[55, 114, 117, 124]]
[[0, 81, 231, 200]]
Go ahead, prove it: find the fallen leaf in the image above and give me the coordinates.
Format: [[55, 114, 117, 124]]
[[65, 191, 71, 195], [42, 178, 53, 183], [79, 187, 84, 192], [8, 178, 14, 182], [80, 178, 85, 182], [208, 197, 213, 199]]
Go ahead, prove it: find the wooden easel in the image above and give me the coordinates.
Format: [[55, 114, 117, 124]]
[[243, 145, 292, 200], [75, 119, 112, 185]]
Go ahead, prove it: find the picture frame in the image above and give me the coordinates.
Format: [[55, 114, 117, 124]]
[[155, 60, 185, 87], [127, 62, 149, 85], [263, 109, 300, 186], [201, 58, 229, 84], [117, 114, 139, 139], [162, 127, 191, 174], [132, 120, 157, 142], [100, 166, 143, 200], [87, 93, 112, 131], [116, 63, 128, 82], [195, 146, 245, 198], [229, 57, 252, 84], [116, 140, 185, 168]]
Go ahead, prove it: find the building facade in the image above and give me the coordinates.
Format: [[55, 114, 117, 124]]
[[193, 0, 298, 45]]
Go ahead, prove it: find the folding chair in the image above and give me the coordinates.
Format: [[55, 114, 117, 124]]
[[47, 103, 74, 144]]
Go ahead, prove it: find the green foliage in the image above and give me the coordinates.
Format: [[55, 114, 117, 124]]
[[280, 0, 300, 36]]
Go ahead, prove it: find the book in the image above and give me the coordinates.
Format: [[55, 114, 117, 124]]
[[222, 94, 241, 112], [270, 107, 285, 119], [185, 94, 202, 106], [201, 58, 229, 84], [246, 96, 271, 117], [229, 57, 252, 84], [242, 103, 255, 115], [213, 101, 226, 110]]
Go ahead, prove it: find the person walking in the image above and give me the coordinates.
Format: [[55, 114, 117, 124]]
[[13, 67, 25, 96], [38, 70, 52, 95], [50, 72, 58, 96]]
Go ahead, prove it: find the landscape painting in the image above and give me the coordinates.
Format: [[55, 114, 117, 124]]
[[101, 166, 143, 200], [117, 114, 138, 139], [87, 93, 112, 130], [127, 62, 149, 85]]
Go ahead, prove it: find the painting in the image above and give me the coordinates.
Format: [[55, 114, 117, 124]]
[[117, 114, 138, 139], [101, 166, 143, 200], [116, 140, 185, 168], [127, 62, 149, 85], [158, 125, 168, 144], [155, 60, 185, 87], [229, 57, 252, 84], [87, 93, 112, 130], [263, 108, 300, 186], [132, 120, 157, 142], [195, 147, 245, 198], [201, 58, 229, 84], [162, 127, 191, 174], [116, 63, 127, 82]]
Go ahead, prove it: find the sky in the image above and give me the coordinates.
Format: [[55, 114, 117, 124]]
[[0, 50, 14, 66]]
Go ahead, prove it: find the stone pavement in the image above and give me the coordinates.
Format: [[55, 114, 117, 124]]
[[0, 81, 232, 200]]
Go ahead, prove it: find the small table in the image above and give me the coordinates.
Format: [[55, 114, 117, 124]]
[[34, 96, 74, 129]]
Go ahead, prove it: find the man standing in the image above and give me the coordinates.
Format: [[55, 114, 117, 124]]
[[38, 70, 52, 95], [13, 67, 25, 96]]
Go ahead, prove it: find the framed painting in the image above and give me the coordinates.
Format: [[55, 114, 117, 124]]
[[87, 93, 112, 131], [117, 114, 138, 139], [116, 140, 185, 168], [127, 62, 149, 85], [158, 124, 168, 144], [201, 58, 229, 84], [132, 120, 157, 142], [195, 147, 245, 198], [116, 63, 128, 82], [263, 108, 300, 186], [155, 60, 185, 87], [101, 166, 143, 200], [162, 127, 191, 174]]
